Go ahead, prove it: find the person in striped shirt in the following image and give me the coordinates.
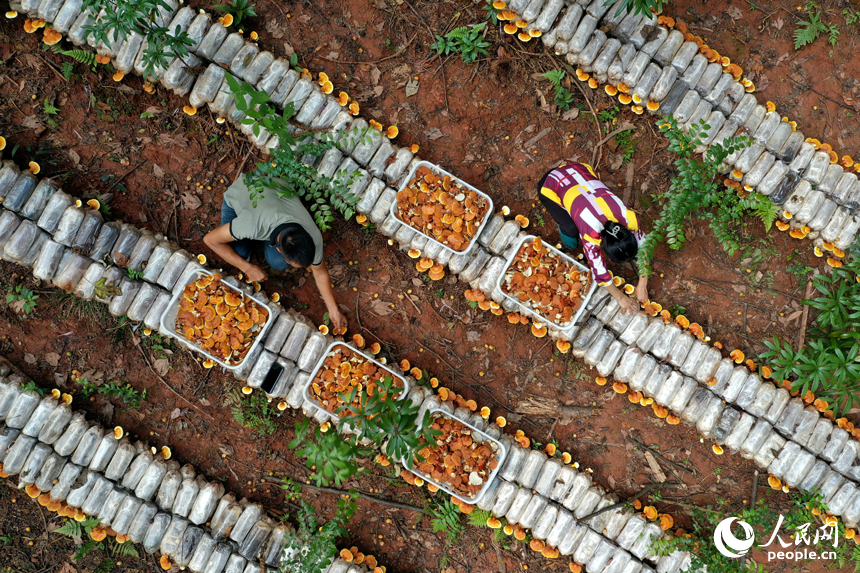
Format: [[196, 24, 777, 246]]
[[538, 162, 649, 315]]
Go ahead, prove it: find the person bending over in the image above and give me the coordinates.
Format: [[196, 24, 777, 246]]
[[537, 162, 649, 315], [204, 176, 347, 330]]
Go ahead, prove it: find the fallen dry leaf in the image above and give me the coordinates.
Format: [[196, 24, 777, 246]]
[[405, 78, 419, 97], [561, 108, 580, 121], [180, 191, 202, 210], [170, 407, 184, 420], [728, 5, 743, 20], [68, 149, 81, 166], [371, 66, 382, 85], [24, 353, 37, 365], [424, 127, 446, 140], [153, 358, 170, 377], [368, 298, 394, 316], [44, 352, 60, 368]]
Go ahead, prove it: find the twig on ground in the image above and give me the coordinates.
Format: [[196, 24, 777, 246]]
[[626, 436, 697, 476], [136, 346, 213, 420], [260, 475, 428, 514], [786, 75, 859, 113], [107, 159, 147, 192], [577, 483, 659, 522], [797, 278, 815, 351], [403, 0, 449, 113]]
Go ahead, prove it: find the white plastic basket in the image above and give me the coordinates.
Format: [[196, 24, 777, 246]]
[[403, 408, 507, 506], [302, 342, 411, 420], [390, 160, 494, 257], [495, 234, 598, 335], [160, 269, 274, 370]]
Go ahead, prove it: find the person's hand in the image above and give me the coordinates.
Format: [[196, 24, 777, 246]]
[[635, 281, 649, 305], [617, 295, 639, 315], [243, 263, 267, 283], [328, 306, 348, 331]]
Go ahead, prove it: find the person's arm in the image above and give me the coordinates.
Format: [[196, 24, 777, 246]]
[[310, 262, 347, 330], [635, 274, 649, 305], [604, 282, 638, 314], [202, 224, 267, 282]]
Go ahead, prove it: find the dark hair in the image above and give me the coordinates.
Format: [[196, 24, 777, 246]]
[[278, 224, 315, 267], [601, 221, 638, 263]]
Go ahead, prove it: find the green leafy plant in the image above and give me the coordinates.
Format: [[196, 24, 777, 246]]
[[60, 60, 75, 81], [43, 98, 59, 116], [21, 381, 47, 395], [654, 490, 849, 573], [429, 498, 465, 545], [793, 9, 839, 48], [759, 249, 860, 415], [50, 45, 97, 68], [54, 517, 104, 561], [598, 105, 621, 123], [7, 284, 39, 315], [77, 377, 99, 397], [280, 479, 357, 573], [288, 418, 373, 487], [80, 0, 195, 80], [126, 268, 144, 280], [99, 381, 148, 409], [604, 0, 665, 18], [224, 74, 361, 232], [541, 69, 576, 111], [212, 0, 257, 28], [637, 116, 768, 276], [615, 129, 637, 164], [482, 1, 502, 25], [226, 386, 278, 435], [430, 23, 490, 64], [336, 375, 441, 470]]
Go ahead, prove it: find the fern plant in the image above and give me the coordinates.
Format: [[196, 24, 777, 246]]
[[50, 45, 97, 68], [637, 116, 767, 276], [793, 10, 829, 48], [429, 499, 465, 545], [224, 73, 361, 232], [541, 69, 576, 111], [226, 386, 278, 435], [54, 517, 103, 561], [467, 508, 495, 528], [430, 22, 489, 64]]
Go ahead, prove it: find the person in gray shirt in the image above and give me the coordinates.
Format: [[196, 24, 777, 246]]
[[204, 176, 347, 329]]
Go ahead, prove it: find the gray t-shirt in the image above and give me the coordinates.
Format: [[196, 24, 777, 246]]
[[224, 177, 324, 266]]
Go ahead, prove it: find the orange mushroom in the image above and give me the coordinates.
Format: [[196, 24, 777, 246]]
[[556, 339, 571, 353], [545, 443, 557, 456], [730, 349, 745, 364], [675, 315, 690, 329], [349, 101, 360, 115], [90, 528, 107, 542], [613, 382, 628, 393], [643, 506, 658, 520], [775, 220, 790, 231], [530, 539, 545, 552], [487, 517, 502, 529], [496, 416, 507, 428], [618, 93, 633, 105], [666, 414, 680, 425], [712, 444, 724, 455], [386, 125, 398, 139], [595, 376, 607, 386], [659, 514, 674, 530], [531, 323, 547, 338]]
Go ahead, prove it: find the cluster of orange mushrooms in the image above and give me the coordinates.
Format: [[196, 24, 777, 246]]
[[396, 165, 491, 252], [176, 273, 268, 366], [409, 413, 501, 499], [501, 237, 592, 327], [309, 344, 405, 415]]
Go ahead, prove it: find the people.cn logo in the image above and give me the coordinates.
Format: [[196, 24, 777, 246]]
[[714, 517, 756, 558]]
